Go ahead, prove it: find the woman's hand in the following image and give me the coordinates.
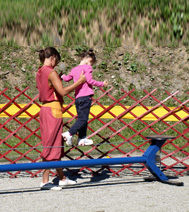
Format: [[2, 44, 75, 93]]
[[49, 70, 86, 97], [78, 71, 86, 83]]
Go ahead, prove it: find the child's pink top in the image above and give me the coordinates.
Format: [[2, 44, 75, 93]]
[[36, 66, 63, 103], [61, 64, 104, 99]]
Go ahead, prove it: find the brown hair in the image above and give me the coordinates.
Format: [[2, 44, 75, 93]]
[[80, 48, 96, 63], [38, 47, 61, 64]]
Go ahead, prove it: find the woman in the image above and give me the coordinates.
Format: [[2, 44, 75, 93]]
[[36, 47, 86, 190]]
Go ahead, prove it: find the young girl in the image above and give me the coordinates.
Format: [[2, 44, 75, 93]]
[[36, 47, 86, 190], [62, 49, 108, 146]]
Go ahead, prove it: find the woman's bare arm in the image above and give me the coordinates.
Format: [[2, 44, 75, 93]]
[[49, 71, 86, 96]]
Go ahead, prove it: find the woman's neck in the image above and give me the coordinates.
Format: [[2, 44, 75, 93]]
[[43, 59, 55, 68], [43, 61, 51, 67]]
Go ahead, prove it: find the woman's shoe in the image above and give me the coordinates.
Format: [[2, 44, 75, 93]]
[[59, 177, 77, 187], [40, 182, 62, 190]]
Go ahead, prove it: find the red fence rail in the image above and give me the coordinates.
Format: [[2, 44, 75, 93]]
[[0, 87, 189, 178]]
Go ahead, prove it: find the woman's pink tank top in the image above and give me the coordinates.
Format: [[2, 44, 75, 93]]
[[36, 66, 63, 103]]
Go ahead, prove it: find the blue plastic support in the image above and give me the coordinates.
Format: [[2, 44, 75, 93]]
[[0, 135, 183, 186], [143, 135, 184, 186], [143, 136, 169, 181]]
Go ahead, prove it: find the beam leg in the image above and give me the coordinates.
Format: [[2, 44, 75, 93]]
[[143, 139, 169, 181], [143, 136, 184, 186]]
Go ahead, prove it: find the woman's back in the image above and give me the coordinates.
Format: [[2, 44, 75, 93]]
[[36, 66, 63, 103]]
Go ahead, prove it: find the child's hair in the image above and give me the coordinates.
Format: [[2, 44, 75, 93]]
[[80, 48, 96, 63], [38, 47, 61, 64]]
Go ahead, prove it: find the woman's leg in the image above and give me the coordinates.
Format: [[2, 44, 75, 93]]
[[56, 168, 66, 180], [42, 159, 66, 183], [42, 158, 50, 183], [56, 167, 76, 185], [42, 169, 50, 183], [42, 163, 66, 183]]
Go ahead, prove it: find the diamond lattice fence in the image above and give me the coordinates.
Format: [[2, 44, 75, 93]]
[[0, 87, 188, 178]]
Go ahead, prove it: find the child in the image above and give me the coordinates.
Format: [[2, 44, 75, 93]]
[[36, 47, 86, 190], [62, 49, 108, 146]]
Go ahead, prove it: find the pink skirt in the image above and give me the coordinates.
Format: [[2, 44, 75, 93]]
[[39, 102, 64, 161]]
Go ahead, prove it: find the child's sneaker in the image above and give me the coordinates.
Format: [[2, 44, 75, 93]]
[[40, 182, 62, 191], [59, 177, 77, 187], [62, 131, 72, 146], [78, 138, 93, 146]]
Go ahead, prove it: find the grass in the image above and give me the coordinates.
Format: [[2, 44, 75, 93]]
[[1, 71, 188, 161], [1, 116, 188, 160], [0, 0, 188, 46], [0, 43, 188, 104], [0, 0, 188, 163]]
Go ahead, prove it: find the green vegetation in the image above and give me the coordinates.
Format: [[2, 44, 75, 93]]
[[0, 0, 188, 46], [0, 0, 188, 161], [1, 116, 188, 160]]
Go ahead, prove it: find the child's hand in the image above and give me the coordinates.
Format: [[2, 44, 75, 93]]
[[103, 80, 108, 87], [59, 71, 63, 78], [59, 62, 66, 79]]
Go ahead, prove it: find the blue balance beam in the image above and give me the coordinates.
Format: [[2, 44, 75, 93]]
[[0, 135, 183, 186]]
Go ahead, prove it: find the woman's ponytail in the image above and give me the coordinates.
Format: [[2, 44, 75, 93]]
[[37, 47, 61, 64], [38, 49, 45, 64]]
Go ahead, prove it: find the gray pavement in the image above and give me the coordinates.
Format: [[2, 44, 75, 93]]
[[0, 168, 188, 212]]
